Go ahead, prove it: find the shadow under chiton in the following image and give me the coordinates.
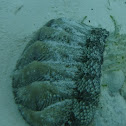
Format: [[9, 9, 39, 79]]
[[12, 18, 109, 126]]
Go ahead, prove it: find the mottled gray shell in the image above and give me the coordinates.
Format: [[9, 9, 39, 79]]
[[12, 18, 109, 126]]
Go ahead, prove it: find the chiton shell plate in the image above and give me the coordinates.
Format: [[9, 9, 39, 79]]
[[12, 18, 109, 126]]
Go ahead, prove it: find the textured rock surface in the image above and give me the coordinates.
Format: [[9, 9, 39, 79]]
[[12, 18, 109, 126]]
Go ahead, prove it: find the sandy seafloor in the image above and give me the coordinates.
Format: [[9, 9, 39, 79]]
[[0, 0, 126, 126]]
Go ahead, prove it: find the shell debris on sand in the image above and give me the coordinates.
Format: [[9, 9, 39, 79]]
[[101, 16, 126, 95], [96, 16, 126, 126]]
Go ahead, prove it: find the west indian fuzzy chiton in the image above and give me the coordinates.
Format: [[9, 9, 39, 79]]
[[12, 18, 109, 126]]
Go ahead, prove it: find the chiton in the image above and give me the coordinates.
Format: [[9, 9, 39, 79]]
[[12, 18, 109, 126]]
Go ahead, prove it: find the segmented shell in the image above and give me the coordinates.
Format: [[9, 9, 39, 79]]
[[12, 18, 109, 126]]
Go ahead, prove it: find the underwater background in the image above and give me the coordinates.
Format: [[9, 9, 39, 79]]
[[0, 0, 126, 126]]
